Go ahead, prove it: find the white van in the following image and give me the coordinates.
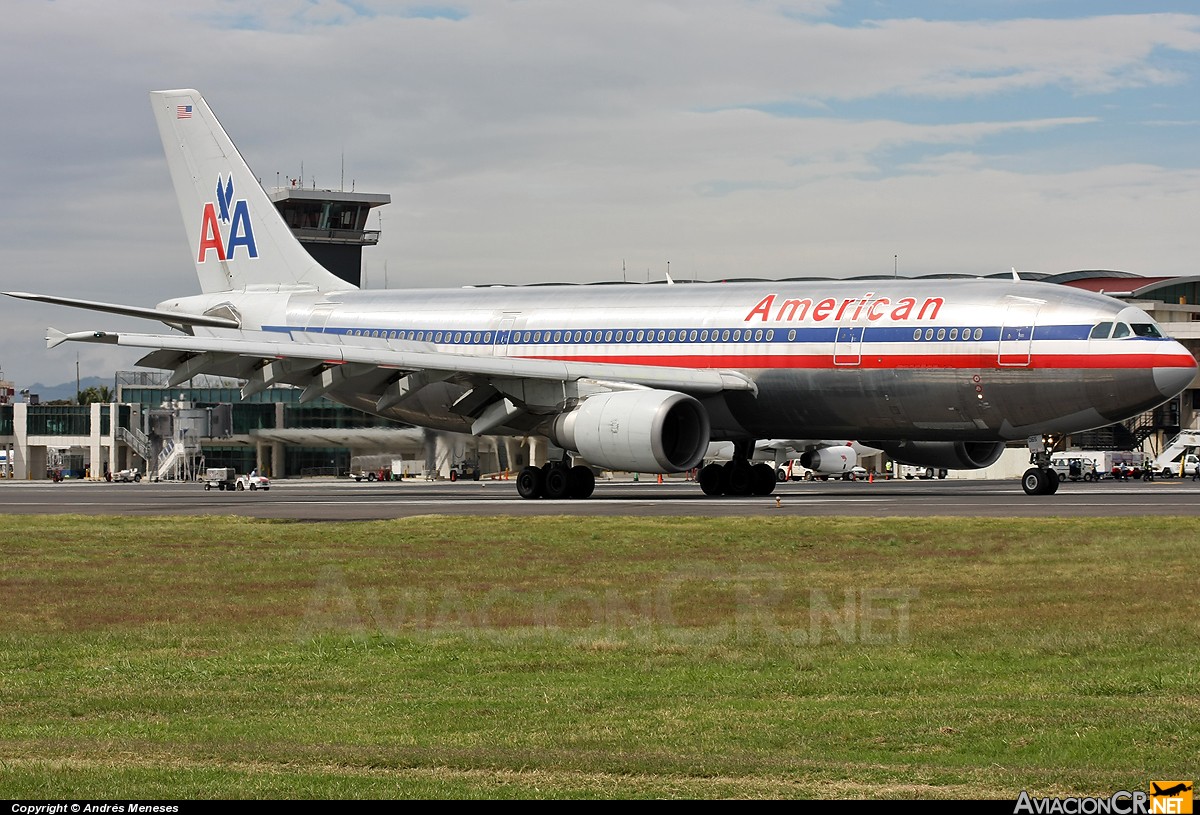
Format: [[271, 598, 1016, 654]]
[[1049, 453, 1099, 482]]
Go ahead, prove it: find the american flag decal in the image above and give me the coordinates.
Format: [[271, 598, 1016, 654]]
[[176, 105, 193, 119]]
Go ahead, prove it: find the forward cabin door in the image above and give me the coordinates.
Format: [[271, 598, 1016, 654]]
[[998, 302, 1040, 367]]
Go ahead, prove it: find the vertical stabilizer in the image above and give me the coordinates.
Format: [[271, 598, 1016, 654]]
[[150, 89, 355, 294]]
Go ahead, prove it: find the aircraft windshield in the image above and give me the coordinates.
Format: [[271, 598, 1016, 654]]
[[1130, 323, 1164, 338]]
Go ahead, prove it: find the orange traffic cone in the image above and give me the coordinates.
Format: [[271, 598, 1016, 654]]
[[657, 473, 664, 484], [869, 471, 874, 483]]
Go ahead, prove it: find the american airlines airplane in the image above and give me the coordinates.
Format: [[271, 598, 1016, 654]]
[[6, 89, 1197, 499]]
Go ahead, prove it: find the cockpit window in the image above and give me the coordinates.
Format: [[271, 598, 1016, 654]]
[[1090, 322, 1113, 339], [1131, 323, 1163, 338], [1111, 322, 1131, 339]]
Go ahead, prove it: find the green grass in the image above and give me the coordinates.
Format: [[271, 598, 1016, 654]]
[[1, 514, 1196, 799]]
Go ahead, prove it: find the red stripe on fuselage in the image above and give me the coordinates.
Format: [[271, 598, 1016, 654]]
[[514, 352, 1197, 370]]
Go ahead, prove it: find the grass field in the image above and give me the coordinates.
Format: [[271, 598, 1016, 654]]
[[1, 514, 1196, 799]]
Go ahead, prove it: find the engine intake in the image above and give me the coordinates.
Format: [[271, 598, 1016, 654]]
[[551, 390, 710, 473], [867, 440, 1006, 471]]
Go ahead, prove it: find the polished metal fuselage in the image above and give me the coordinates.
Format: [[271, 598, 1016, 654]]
[[215, 277, 1195, 443]]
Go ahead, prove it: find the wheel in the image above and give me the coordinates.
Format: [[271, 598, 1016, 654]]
[[449, 469, 458, 482], [543, 465, 571, 500], [721, 461, 753, 496], [751, 463, 777, 495], [218, 483, 225, 491], [472, 468, 481, 481], [568, 465, 596, 499], [237, 481, 245, 491], [924, 467, 934, 479], [776, 468, 787, 482], [698, 463, 724, 496], [204, 483, 211, 491], [249, 483, 257, 490], [515, 466, 544, 499], [1021, 467, 1057, 496]]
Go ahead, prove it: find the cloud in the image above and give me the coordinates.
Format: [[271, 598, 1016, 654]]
[[1, 2, 1198, 385]]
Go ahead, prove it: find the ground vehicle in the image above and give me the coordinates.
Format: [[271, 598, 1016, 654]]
[[1149, 431, 1200, 478], [898, 465, 949, 480], [113, 468, 142, 483], [1049, 453, 1099, 482], [236, 473, 270, 491], [203, 467, 237, 491], [448, 462, 482, 482], [776, 461, 869, 481]]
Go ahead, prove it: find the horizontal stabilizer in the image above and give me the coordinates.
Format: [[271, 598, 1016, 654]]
[[5, 291, 240, 328]]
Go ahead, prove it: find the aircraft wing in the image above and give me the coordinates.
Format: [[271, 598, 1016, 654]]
[[46, 327, 757, 424], [5, 291, 240, 329]]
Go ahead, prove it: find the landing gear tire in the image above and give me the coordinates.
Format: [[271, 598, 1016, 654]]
[[722, 461, 754, 496], [568, 465, 595, 499], [1021, 467, 1059, 496], [699, 463, 724, 496], [751, 463, 777, 496], [516, 465, 544, 499], [543, 465, 571, 500]]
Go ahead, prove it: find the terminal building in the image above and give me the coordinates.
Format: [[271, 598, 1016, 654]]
[[2, 178, 1199, 481]]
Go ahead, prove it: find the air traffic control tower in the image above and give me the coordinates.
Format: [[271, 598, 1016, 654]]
[[268, 185, 390, 288]]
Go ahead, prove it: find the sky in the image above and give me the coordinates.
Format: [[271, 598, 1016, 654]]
[[2, 0, 1200, 389]]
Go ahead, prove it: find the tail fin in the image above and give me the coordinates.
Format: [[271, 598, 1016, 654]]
[[150, 89, 354, 294]]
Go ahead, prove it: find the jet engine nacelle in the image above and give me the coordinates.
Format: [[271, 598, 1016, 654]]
[[868, 440, 1006, 471], [551, 389, 711, 473], [798, 445, 857, 474]]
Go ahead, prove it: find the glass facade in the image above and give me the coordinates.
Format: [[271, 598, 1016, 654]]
[[26, 406, 91, 436], [0, 405, 11, 436]]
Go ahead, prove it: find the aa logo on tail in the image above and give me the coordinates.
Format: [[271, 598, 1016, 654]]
[[1150, 782, 1193, 814], [197, 174, 258, 263]]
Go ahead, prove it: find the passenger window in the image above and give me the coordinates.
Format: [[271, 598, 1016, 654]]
[[787, 329, 796, 342], [1112, 323, 1131, 339], [949, 328, 958, 340], [1090, 322, 1113, 339], [936, 328, 945, 341], [973, 328, 983, 340]]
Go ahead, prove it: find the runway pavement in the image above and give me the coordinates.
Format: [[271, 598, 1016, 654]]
[[2, 474, 1199, 519]]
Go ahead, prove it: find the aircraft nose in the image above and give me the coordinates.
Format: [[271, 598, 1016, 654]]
[[1154, 344, 1198, 398]]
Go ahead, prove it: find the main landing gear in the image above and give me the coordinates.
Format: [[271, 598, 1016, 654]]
[[515, 462, 596, 500], [697, 443, 777, 497]]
